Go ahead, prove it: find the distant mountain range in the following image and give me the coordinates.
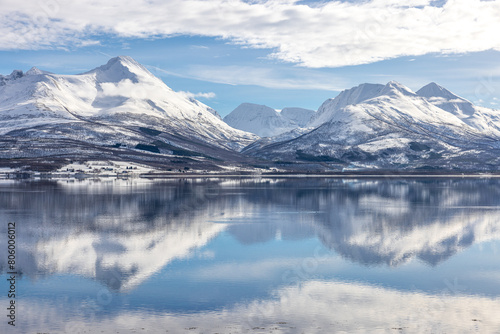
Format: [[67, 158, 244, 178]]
[[223, 103, 315, 137], [243, 81, 500, 171], [1, 56, 500, 174]]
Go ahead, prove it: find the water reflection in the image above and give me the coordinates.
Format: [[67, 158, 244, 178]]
[[229, 178, 500, 266], [2, 179, 500, 279], [1, 178, 500, 333], [19, 279, 500, 333], [310, 180, 500, 266], [0, 179, 237, 291]]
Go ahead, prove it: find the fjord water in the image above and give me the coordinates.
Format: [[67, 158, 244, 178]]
[[1, 178, 500, 333]]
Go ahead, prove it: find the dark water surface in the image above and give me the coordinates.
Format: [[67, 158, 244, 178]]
[[1, 178, 500, 333]]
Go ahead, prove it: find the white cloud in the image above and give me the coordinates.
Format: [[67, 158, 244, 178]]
[[1, 0, 500, 68], [178, 91, 216, 99], [190, 45, 209, 50]]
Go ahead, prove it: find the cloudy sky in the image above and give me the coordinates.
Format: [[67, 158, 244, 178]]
[[1, 0, 499, 116]]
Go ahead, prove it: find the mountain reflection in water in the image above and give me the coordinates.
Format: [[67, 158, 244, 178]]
[[1, 178, 500, 333]]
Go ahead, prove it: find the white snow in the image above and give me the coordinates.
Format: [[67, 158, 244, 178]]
[[54, 160, 157, 176], [308, 83, 385, 128], [280, 107, 315, 126]]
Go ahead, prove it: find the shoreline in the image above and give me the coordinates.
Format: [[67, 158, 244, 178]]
[[142, 173, 500, 179], [2, 171, 500, 180]]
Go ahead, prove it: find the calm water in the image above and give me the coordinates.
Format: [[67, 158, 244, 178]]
[[1, 178, 500, 333]]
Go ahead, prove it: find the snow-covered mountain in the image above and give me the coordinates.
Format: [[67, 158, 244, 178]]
[[417, 82, 476, 117], [417, 82, 500, 136], [223, 103, 315, 137], [2, 59, 500, 173], [0, 56, 258, 171], [245, 81, 500, 170]]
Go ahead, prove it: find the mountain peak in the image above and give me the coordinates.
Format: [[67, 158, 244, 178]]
[[245, 103, 276, 115], [416, 82, 459, 100], [308, 83, 385, 127], [227, 103, 278, 119], [223, 103, 315, 137], [85, 56, 154, 83], [9, 69, 24, 79], [422, 82, 441, 89], [380, 81, 416, 97], [417, 82, 477, 117], [0, 69, 24, 85], [109, 55, 135, 62], [105, 55, 142, 68], [26, 67, 45, 75], [333, 83, 385, 105]]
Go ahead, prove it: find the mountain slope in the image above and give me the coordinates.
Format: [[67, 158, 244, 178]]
[[416, 82, 475, 117], [245, 81, 500, 170], [417, 82, 500, 136], [308, 83, 385, 128], [0, 56, 259, 171], [223, 103, 315, 137]]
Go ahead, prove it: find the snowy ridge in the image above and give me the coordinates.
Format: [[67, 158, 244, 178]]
[[308, 83, 385, 127], [223, 103, 315, 137], [247, 81, 500, 169], [417, 82, 500, 137], [417, 82, 476, 118]]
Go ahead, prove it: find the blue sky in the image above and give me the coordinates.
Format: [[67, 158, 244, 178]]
[[1, 0, 500, 117]]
